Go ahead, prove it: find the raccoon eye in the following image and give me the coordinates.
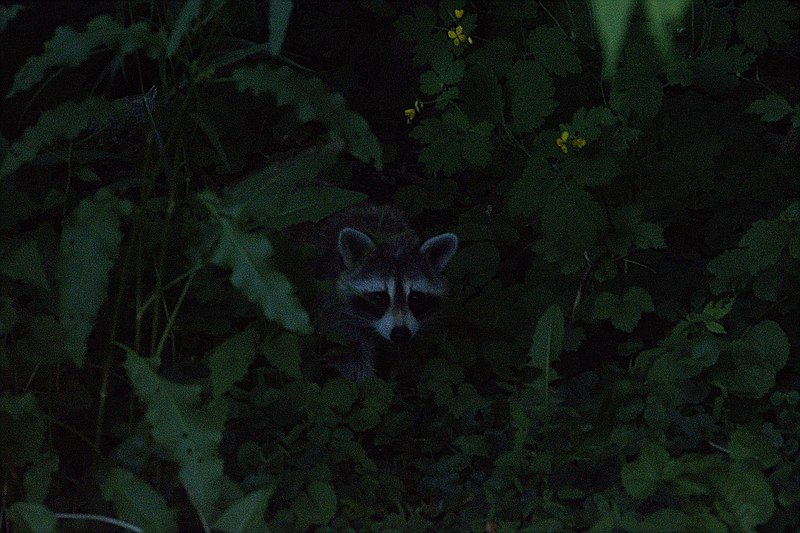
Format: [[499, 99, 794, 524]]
[[408, 291, 439, 317], [364, 291, 389, 305]]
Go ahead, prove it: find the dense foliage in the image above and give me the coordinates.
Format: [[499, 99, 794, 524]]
[[1, 0, 799, 531]]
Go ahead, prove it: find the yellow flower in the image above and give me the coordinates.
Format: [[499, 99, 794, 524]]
[[454, 8, 464, 19], [572, 137, 587, 149], [447, 25, 468, 45], [556, 131, 570, 153], [404, 108, 416, 124]]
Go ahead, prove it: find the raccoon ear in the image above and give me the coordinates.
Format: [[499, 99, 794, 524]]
[[338, 228, 376, 268], [420, 233, 458, 272]]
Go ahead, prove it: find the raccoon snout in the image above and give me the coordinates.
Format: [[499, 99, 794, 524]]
[[390, 326, 412, 343]]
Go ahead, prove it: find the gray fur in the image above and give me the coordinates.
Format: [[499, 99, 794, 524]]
[[303, 204, 457, 380]]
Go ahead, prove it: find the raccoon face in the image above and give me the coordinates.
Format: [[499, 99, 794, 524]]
[[336, 228, 458, 342]]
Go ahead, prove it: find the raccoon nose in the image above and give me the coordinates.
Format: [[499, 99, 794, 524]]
[[390, 326, 411, 343]]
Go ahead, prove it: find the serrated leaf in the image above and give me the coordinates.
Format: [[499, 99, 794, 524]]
[[0, 4, 23, 33], [461, 122, 494, 167], [526, 25, 581, 76], [167, 0, 202, 57], [123, 352, 227, 515], [736, 0, 800, 51], [101, 467, 177, 533], [593, 287, 653, 332], [57, 188, 131, 365], [621, 443, 670, 499], [1, 98, 124, 179], [590, 0, 638, 76], [528, 305, 564, 370], [715, 320, 789, 398], [728, 425, 780, 469], [747, 94, 794, 122], [507, 157, 555, 217], [262, 332, 302, 379], [209, 329, 259, 397], [232, 65, 381, 168], [8, 15, 163, 97], [692, 45, 756, 93], [0, 238, 50, 292], [420, 58, 465, 95], [610, 64, 663, 119], [269, 0, 293, 55], [8, 502, 56, 533], [739, 218, 790, 274], [508, 61, 557, 132], [541, 186, 605, 248], [214, 487, 274, 533], [202, 193, 310, 333]]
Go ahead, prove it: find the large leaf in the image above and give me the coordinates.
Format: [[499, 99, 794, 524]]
[[0, 98, 124, 179], [508, 60, 557, 132], [528, 305, 564, 370], [232, 65, 381, 167], [8, 502, 56, 533], [201, 192, 311, 333], [57, 188, 131, 365], [8, 15, 163, 97], [167, 0, 202, 57], [209, 329, 260, 397], [0, 238, 50, 292], [269, 0, 293, 55], [213, 487, 274, 533], [123, 352, 227, 517], [101, 467, 178, 533], [622, 443, 670, 499], [590, 0, 637, 76]]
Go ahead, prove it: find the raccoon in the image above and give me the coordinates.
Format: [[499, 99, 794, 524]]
[[304, 204, 458, 381]]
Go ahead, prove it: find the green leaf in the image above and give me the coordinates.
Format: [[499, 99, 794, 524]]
[[526, 25, 581, 76], [0, 238, 50, 292], [23, 453, 58, 503], [638, 509, 726, 533], [692, 45, 756, 93], [736, 0, 800, 51], [101, 467, 177, 533], [715, 320, 790, 398], [621, 443, 670, 499], [420, 58, 465, 94], [507, 157, 555, 217], [541, 187, 605, 248], [1, 98, 124, 179], [8, 15, 163, 97], [262, 332, 302, 379], [508, 61, 557, 132], [232, 65, 381, 168], [747, 94, 794, 122], [728, 425, 780, 469], [57, 188, 131, 365], [293, 480, 337, 526], [739, 218, 791, 274], [610, 64, 663, 119], [209, 329, 260, 397], [265, 186, 367, 230], [202, 193, 311, 333], [167, 0, 202, 57], [0, 4, 23, 33], [590, 0, 638, 76], [123, 351, 227, 514], [269, 0, 293, 55], [593, 287, 654, 332], [8, 502, 56, 533], [190, 113, 231, 172], [710, 463, 775, 531], [528, 305, 564, 370], [214, 487, 273, 533]]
